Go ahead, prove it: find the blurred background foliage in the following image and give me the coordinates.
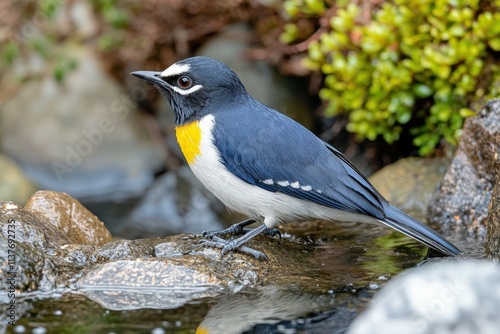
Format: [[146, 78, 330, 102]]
[[280, 0, 500, 155], [1, 0, 499, 156], [0, 0, 79, 83]]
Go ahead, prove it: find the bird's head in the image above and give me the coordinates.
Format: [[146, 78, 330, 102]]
[[131, 56, 247, 125]]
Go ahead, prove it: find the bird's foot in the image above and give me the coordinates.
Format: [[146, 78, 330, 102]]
[[202, 219, 256, 239], [199, 236, 269, 261], [199, 224, 270, 260], [202, 219, 281, 242], [259, 227, 281, 242]]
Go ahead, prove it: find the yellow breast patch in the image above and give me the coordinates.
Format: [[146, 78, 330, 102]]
[[175, 121, 202, 164]]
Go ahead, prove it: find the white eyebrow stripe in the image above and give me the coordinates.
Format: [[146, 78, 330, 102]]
[[161, 63, 191, 77], [170, 84, 203, 95]]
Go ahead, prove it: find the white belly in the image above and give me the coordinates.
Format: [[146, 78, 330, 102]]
[[190, 115, 378, 227]]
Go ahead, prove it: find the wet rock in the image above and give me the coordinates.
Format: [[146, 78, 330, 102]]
[[428, 99, 500, 238], [0, 201, 73, 249], [348, 260, 500, 334], [78, 258, 223, 310], [78, 233, 314, 293], [154, 241, 185, 258], [71, 231, 325, 311], [1, 45, 164, 201], [95, 239, 156, 261], [25, 190, 112, 246], [0, 201, 72, 292], [369, 157, 449, 218], [486, 180, 500, 259], [75, 230, 355, 312], [118, 167, 224, 238], [0, 154, 37, 205], [0, 190, 112, 292]]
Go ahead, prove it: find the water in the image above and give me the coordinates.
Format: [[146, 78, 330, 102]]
[[5, 218, 481, 334]]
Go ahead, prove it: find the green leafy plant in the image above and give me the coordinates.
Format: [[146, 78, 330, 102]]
[[281, 0, 500, 155], [53, 56, 79, 82], [92, 0, 131, 51]]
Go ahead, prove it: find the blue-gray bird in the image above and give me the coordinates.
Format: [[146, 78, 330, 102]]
[[131, 56, 461, 260]]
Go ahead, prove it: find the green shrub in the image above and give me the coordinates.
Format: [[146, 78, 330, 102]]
[[281, 0, 500, 155]]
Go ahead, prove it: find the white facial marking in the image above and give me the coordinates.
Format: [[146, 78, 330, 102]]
[[262, 179, 274, 185], [161, 63, 191, 77], [159, 62, 203, 96], [301, 185, 312, 191], [277, 181, 290, 187], [170, 84, 203, 96], [290, 181, 300, 189]]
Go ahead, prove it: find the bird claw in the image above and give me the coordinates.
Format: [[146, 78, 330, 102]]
[[198, 236, 268, 260], [202, 221, 250, 239], [262, 228, 281, 242], [202, 226, 281, 242], [201, 230, 221, 239]]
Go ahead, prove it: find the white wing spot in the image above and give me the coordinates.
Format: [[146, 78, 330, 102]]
[[161, 63, 191, 77], [301, 185, 312, 191], [316, 189, 323, 194], [277, 181, 290, 187], [290, 181, 300, 189], [262, 179, 274, 185]]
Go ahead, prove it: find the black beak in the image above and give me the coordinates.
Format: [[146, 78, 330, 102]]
[[130, 71, 165, 86]]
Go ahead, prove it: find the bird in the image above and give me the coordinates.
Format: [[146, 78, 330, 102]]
[[131, 56, 461, 260]]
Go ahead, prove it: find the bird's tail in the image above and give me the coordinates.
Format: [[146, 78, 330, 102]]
[[379, 205, 461, 256]]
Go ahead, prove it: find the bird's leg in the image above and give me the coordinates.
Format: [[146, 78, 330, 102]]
[[202, 219, 256, 238], [202, 219, 281, 241], [243, 227, 281, 242], [199, 224, 269, 260]]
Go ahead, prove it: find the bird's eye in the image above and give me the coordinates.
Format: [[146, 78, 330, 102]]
[[177, 76, 192, 89]]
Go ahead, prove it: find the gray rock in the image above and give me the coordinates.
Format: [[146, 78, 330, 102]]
[[154, 241, 185, 258], [1, 45, 164, 201], [119, 166, 224, 238], [78, 258, 223, 310], [0, 154, 37, 205], [369, 157, 449, 219], [0, 201, 71, 293], [95, 239, 156, 261], [348, 260, 500, 334], [0, 190, 113, 293], [428, 99, 500, 238], [486, 180, 500, 259]]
